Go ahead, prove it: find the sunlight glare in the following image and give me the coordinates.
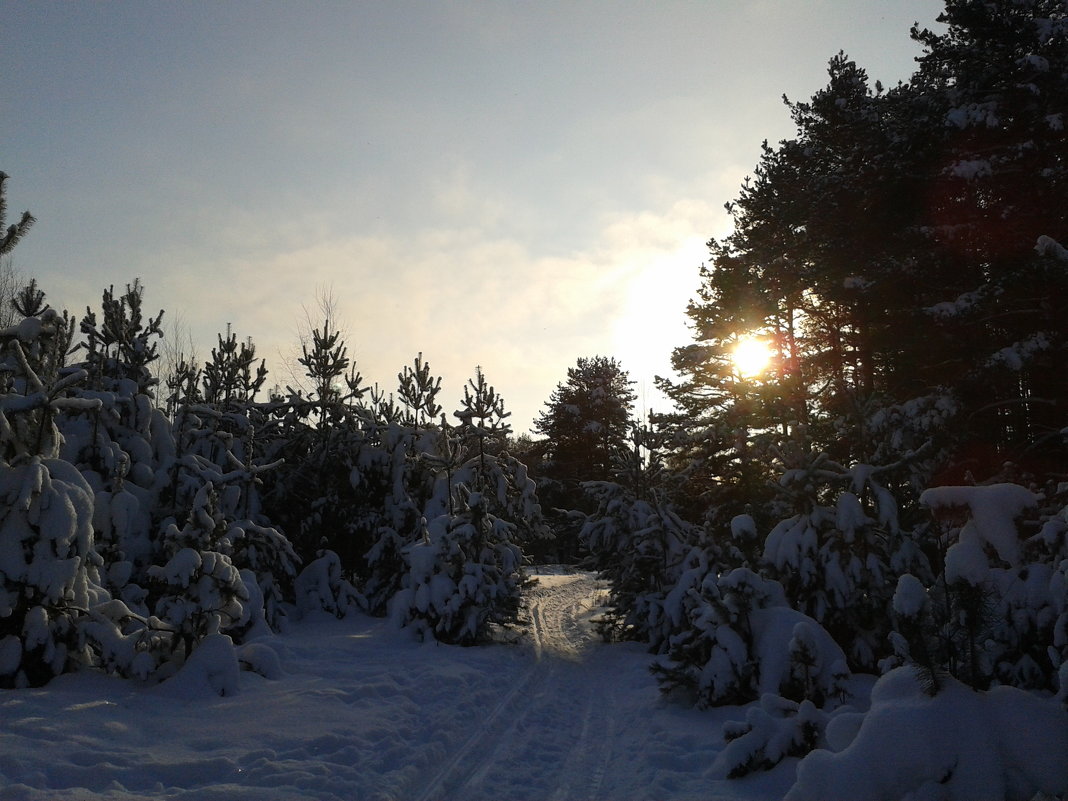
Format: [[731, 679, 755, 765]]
[[731, 336, 773, 378]]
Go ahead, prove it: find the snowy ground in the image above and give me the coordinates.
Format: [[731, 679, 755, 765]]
[[0, 568, 798, 801]]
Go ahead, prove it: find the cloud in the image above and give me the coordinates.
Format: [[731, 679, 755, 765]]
[[149, 184, 730, 434]]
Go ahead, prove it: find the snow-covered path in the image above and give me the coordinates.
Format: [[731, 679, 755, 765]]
[[411, 571, 617, 801], [407, 569, 790, 801], [0, 569, 795, 801]]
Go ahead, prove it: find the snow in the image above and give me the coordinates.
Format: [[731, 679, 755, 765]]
[[921, 483, 1037, 571], [986, 333, 1050, 371], [949, 158, 993, 179], [154, 633, 241, 699], [749, 607, 848, 700], [1036, 234, 1068, 259], [892, 573, 928, 618], [0, 569, 794, 801], [924, 288, 984, 318], [151, 547, 202, 587], [785, 667, 1068, 801], [842, 275, 872, 290], [946, 101, 1000, 129], [730, 513, 758, 542], [1, 569, 1064, 800]]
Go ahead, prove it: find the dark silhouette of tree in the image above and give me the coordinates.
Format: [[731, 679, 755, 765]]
[[533, 356, 636, 560], [0, 172, 35, 256]]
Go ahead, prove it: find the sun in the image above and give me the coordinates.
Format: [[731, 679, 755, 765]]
[[730, 335, 773, 378]]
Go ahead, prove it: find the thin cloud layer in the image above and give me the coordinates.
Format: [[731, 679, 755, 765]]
[[1, 1, 945, 432], [165, 192, 722, 432]]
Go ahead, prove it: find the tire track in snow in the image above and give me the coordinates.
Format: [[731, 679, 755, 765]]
[[409, 646, 551, 801], [410, 570, 613, 801], [543, 574, 613, 801]]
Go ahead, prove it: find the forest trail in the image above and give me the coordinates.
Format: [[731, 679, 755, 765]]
[[0, 567, 792, 801], [410, 569, 631, 801]]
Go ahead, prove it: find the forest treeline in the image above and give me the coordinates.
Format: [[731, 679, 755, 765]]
[[0, 234, 552, 686], [1, 0, 1067, 787], [574, 0, 1068, 780]]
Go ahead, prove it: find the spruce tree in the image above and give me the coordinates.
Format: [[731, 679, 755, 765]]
[[534, 356, 636, 560]]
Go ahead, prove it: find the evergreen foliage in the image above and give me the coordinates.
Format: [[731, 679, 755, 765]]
[[0, 172, 35, 256], [0, 310, 102, 686], [533, 356, 637, 560], [1, 11, 1066, 783], [0, 194, 108, 686], [0, 189, 547, 682], [571, 7, 1068, 776]]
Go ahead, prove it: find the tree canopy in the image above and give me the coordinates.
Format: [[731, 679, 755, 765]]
[[659, 0, 1068, 519]]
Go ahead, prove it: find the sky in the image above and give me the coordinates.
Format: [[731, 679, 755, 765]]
[[1, 1, 946, 433]]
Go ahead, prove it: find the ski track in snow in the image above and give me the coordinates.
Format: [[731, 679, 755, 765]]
[[411, 570, 615, 801], [0, 569, 795, 801]]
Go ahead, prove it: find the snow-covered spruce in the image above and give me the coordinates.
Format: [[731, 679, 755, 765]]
[[165, 392, 299, 632], [580, 478, 698, 648], [392, 492, 523, 645], [294, 549, 361, 619], [895, 482, 1066, 692], [0, 457, 101, 687], [60, 282, 172, 608], [147, 482, 250, 663], [652, 567, 850, 709], [0, 301, 118, 687], [711, 694, 835, 779], [761, 451, 925, 672], [349, 417, 427, 617]]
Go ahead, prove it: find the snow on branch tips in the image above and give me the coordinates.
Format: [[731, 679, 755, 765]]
[[920, 483, 1036, 579]]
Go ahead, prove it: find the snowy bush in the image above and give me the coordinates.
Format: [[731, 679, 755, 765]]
[[785, 666, 1068, 801], [147, 483, 250, 659], [164, 393, 300, 632], [652, 568, 850, 708], [294, 549, 361, 618], [78, 597, 163, 680], [60, 282, 172, 605], [711, 694, 834, 779], [0, 458, 100, 687], [227, 517, 299, 630], [892, 482, 1067, 692], [349, 418, 426, 616], [581, 479, 699, 647], [155, 632, 242, 698], [392, 493, 523, 645], [0, 300, 116, 687], [761, 451, 926, 672], [148, 546, 248, 659]]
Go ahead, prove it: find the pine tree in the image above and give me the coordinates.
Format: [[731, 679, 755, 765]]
[[534, 356, 636, 560], [394, 490, 523, 645], [265, 317, 368, 567], [397, 352, 442, 433], [454, 366, 511, 492], [0, 173, 35, 256], [651, 0, 1068, 720], [392, 368, 540, 644], [0, 219, 111, 686], [61, 282, 172, 609], [201, 325, 267, 408], [172, 326, 299, 630], [148, 482, 249, 659]]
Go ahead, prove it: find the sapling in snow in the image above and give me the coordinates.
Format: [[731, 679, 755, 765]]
[[0, 290, 109, 686], [148, 482, 249, 660], [394, 490, 523, 645]]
